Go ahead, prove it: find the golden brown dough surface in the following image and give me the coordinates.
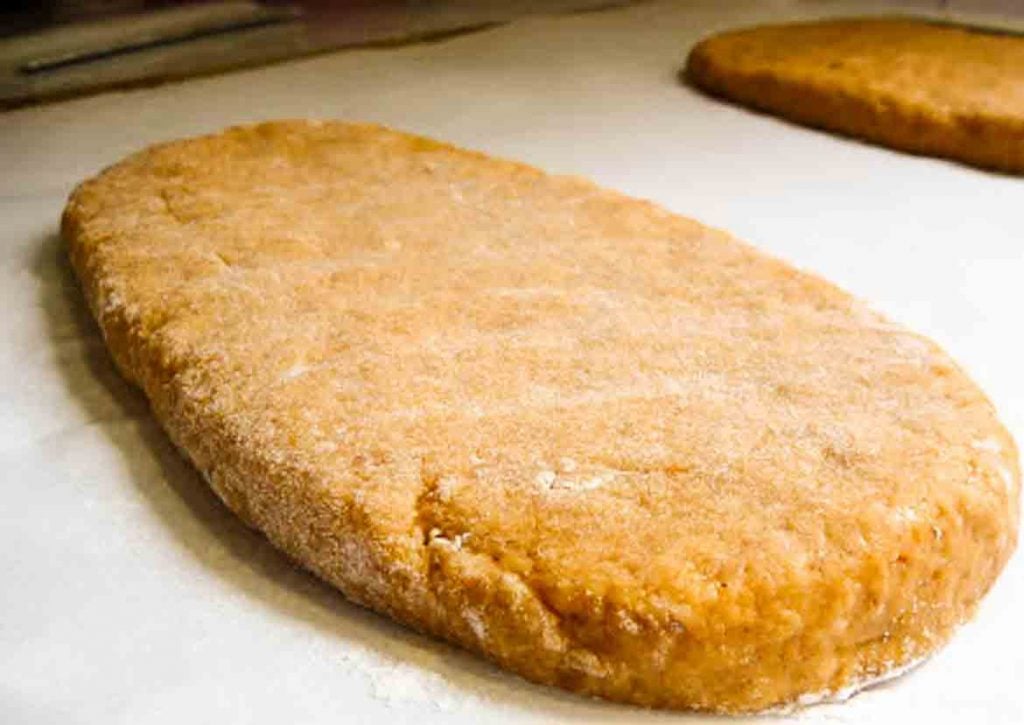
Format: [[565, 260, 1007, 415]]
[[63, 120, 1019, 712], [686, 18, 1024, 173]]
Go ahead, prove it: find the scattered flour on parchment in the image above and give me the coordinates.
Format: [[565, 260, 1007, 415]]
[[362, 658, 463, 711], [330, 643, 500, 712]]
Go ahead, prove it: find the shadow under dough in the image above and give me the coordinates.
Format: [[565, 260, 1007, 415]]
[[34, 230, 682, 722]]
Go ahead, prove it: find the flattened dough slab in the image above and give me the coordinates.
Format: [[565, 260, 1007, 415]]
[[63, 121, 1020, 711], [687, 18, 1024, 173]]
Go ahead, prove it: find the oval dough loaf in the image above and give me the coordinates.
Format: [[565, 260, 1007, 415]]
[[63, 121, 1020, 712], [686, 18, 1024, 174]]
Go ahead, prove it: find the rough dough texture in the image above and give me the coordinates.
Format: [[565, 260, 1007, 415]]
[[63, 120, 1019, 712], [686, 17, 1024, 174]]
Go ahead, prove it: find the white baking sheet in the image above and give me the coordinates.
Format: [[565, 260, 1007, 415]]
[[1, 1, 1021, 723]]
